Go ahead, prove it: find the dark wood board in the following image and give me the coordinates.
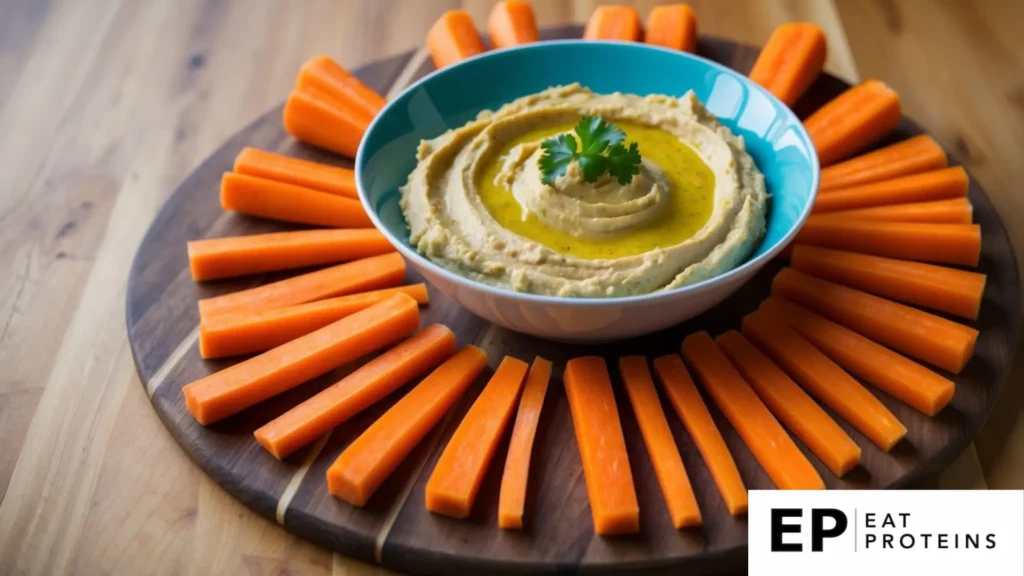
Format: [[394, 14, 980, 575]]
[[126, 27, 1021, 576]]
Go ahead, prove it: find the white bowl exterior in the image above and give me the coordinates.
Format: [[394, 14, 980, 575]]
[[411, 258, 759, 342]]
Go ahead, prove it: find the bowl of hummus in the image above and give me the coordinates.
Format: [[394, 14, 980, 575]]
[[357, 41, 818, 342]]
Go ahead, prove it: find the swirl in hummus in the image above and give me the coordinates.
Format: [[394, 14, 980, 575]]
[[399, 84, 768, 298]]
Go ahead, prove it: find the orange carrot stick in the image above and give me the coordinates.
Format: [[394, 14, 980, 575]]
[[805, 79, 901, 166], [682, 333, 824, 490], [583, 5, 643, 42], [644, 4, 698, 52], [759, 298, 955, 416], [652, 354, 747, 516], [748, 23, 827, 107], [295, 55, 385, 123], [814, 166, 968, 213], [187, 229, 393, 282], [819, 135, 948, 191], [327, 346, 488, 506], [618, 356, 702, 528], [199, 284, 429, 359], [254, 324, 456, 459], [183, 294, 420, 426], [426, 356, 529, 519], [790, 245, 986, 320], [197, 252, 406, 320], [794, 219, 981, 267], [717, 331, 861, 476], [282, 88, 368, 158], [220, 172, 372, 228], [743, 310, 907, 450], [487, 0, 539, 49], [233, 147, 359, 199], [498, 357, 552, 530], [812, 198, 973, 225], [427, 10, 486, 69], [773, 268, 979, 373], [563, 357, 639, 535]]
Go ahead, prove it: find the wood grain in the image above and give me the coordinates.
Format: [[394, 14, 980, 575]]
[[2, 1, 1023, 575]]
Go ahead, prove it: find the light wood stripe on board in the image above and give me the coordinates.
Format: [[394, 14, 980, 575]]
[[273, 48, 442, 558], [145, 326, 199, 398]]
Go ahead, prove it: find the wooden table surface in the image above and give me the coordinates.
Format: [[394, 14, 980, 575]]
[[1, 0, 1022, 574]]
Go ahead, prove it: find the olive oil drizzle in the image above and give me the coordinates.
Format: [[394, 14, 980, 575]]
[[477, 120, 716, 260]]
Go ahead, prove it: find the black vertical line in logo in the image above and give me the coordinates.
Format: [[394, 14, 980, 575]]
[[854, 509, 858, 552]]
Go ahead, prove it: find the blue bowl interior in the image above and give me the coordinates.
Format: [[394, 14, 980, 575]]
[[358, 40, 817, 282]]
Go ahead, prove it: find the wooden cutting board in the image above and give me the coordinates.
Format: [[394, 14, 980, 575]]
[[126, 27, 1021, 575]]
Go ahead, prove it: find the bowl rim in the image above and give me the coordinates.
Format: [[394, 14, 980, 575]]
[[356, 39, 820, 307]]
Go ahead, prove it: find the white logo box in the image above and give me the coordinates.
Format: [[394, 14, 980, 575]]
[[748, 490, 1024, 575]]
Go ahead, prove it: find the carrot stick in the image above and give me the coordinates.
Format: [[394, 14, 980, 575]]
[[681, 333, 824, 490], [644, 4, 698, 52], [197, 252, 406, 320], [187, 229, 393, 282], [790, 245, 986, 320], [759, 298, 955, 416], [742, 310, 907, 450], [805, 79, 902, 166], [295, 55, 385, 123], [282, 88, 368, 158], [716, 331, 861, 476], [794, 219, 981, 267], [583, 5, 643, 42], [199, 284, 429, 359], [748, 23, 827, 107], [652, 354, 747, 516], [812, 198, 973, 225], [427, 10, 486, 69], [772, 268, 979, 373], [498, 357, 552, 530], [563, 357, 639, 535], [183, 294, 420, 426], [487, 1, 539, 49], [233, 147, 359, 199], [426, 356, 529, 519], [254, 324, 456, 459], [327, 346, 488, 506], [220, 172, 372, 228], [819, 135, 948, 191], [814, 166, 968, 213], [618, 356, 702, 528]]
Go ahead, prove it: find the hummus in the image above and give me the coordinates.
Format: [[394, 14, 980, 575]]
[[399, 84, 767, 298]]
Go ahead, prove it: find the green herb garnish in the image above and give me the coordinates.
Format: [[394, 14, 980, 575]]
[[539, 116, 642, 185], [606, 141, 642, 185]]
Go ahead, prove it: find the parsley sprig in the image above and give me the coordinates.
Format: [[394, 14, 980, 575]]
[[539, 116, 642, 186]]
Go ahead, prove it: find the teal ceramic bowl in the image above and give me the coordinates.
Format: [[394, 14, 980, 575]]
[[356, 40, 818, 342]]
